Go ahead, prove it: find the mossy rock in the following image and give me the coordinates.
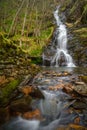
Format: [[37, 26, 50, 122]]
[[80, 76, 87, 83], [0, 79, 21, 106], [9, 96, 32, 115]]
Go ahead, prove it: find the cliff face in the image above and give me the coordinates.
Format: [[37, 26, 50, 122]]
[[60, 0, 87, 66], [61, 0, 87, 25]]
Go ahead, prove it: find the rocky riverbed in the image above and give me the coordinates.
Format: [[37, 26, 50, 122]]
[[0, 67, 87, 130]]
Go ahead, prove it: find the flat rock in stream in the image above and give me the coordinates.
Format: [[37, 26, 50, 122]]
[[48, 83, 74, 93], [75, 82, 86, 85], [72, 100, 87, 109], [73, 84, 87, 96]]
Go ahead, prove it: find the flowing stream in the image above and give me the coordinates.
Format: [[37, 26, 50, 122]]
[[1, 7, 87, 130], [2, 67, 87, 130], [43, 7, 76, 67]]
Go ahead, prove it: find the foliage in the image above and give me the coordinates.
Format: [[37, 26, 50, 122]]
[[0, 0, 55, 58]]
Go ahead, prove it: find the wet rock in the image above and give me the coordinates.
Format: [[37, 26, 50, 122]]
[[48, 84, 64, 91], [23, 109, 42, 120], [9, 96, 32, 116], [75, 82, 86, 85], [29, 87, 44, 99], [19, 86, 34, 96], [74, 117, 81, 125], [63, 84, 74, 94], [73, 84, 87, 96], [72, 100, 87, 109], [0, 107, 9, 125], [48, 83, 75, 94], [63, 72, 72, 76], [57, 73, 63, 77], [19, 86, 44, 99]]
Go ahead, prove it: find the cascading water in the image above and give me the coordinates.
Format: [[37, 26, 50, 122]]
[[43, 7, 76, 67], [1, 6, 81, 130]]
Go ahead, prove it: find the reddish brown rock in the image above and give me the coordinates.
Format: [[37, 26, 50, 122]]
[[23, 109, 42, 120], [19, 86, 44, 99], [48, 84, 64, 91], [74, 117, 81, 124], [20, 86, 34, 96], [63, 84, 74, 93]]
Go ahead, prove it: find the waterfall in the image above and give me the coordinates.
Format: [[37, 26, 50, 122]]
[[43, 7, 76, 67]]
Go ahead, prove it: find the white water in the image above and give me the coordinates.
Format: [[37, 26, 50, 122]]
[[2, 7, 77, 130], [2, 91, 77, 130], [51, 8, 75, 67], [42, 7, 76, 67], [2, 117, 40, 130]]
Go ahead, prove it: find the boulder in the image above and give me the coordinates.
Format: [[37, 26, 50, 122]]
[[23, 109, 42, 120], [9, 96, 32, 116], [73, 84, 87, 96], [19, 86, 44, 99], [0, 107, 9, 125]]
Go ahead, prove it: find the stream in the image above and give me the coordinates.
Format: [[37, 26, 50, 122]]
[[1, 6, 87, 130], [1, 67, 87, 130]]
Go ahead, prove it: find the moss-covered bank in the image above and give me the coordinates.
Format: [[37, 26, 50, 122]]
[[0, 0, 58, 108]]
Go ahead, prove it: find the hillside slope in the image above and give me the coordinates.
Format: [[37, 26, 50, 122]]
[[60, 0, 87, 66]]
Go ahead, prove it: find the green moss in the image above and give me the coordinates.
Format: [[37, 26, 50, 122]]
[[74, 28, 87, 33], [40, 27, 53, 40], [73, 28, 87, 41], [18, 26, 54, 57], [29, 46, 42, 56], [0, 79, 21, 106], [11, 34, 21, 42], [0, 0, 55, 65], [31, 57, 42, 64], [81, 76, 87, 83]]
